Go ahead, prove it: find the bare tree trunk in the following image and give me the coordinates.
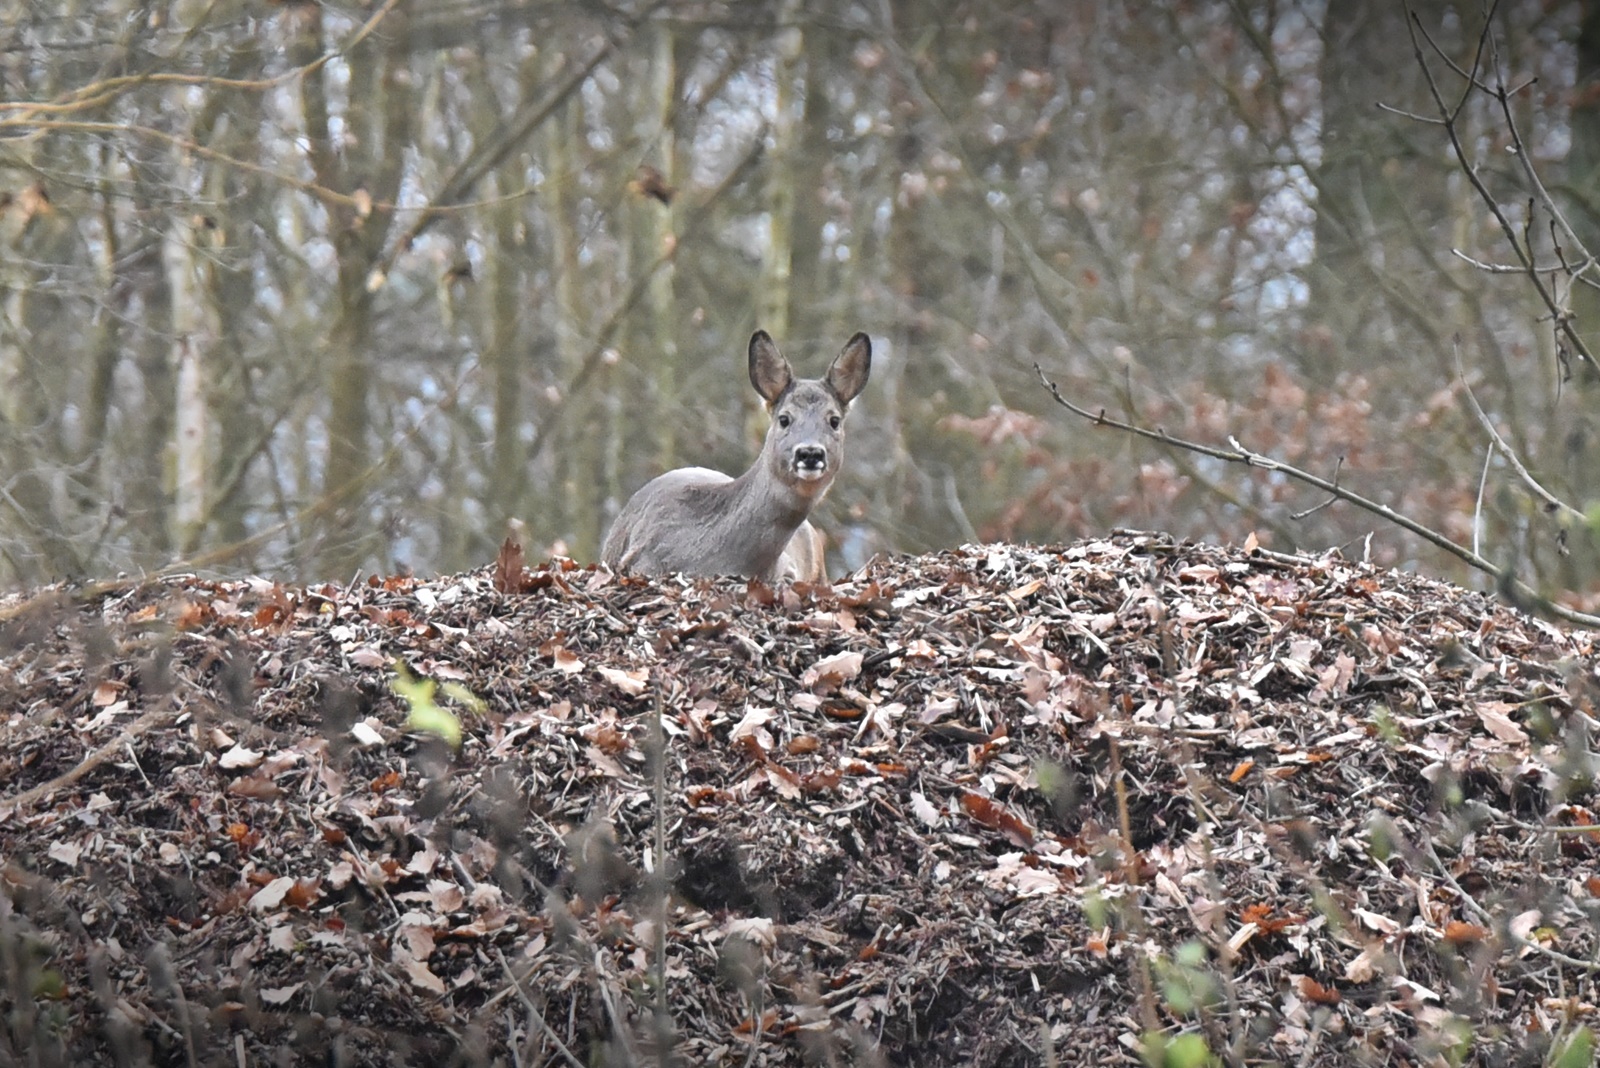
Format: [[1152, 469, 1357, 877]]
[[201, 32, 268, 555], [543, 52, 604, 561], [162, 210, 216, 554], [461, 46, 538, 557], [757, 0, 803, 345], [0, 186, 79, 581], [83, 138, 122, 473], [487, 168, 525, 537], [787, 22, 835, 343], [1309, 0, 1430, 387], [643, 23, 679, 473], [294, 3, 414, 576], [613, 28, 681, 555], [131, 203, 176, 564], [1554, 0, 1600, 582]]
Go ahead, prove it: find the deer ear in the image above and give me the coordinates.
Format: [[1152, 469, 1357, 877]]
[[748, 330, 793, 406], [826, 332, 872, 404]]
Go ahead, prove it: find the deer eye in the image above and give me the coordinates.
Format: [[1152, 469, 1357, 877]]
[[777, 413, 792, 429], [828, 414, 842, 430]]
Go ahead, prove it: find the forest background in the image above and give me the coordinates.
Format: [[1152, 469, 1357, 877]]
[[3, 0, 1599, 609]]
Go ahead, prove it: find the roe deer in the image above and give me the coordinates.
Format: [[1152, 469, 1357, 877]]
[[601, 330, 871, 583]]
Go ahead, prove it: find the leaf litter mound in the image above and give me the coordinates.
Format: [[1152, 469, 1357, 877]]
[[2, 533, 1599, 1067]]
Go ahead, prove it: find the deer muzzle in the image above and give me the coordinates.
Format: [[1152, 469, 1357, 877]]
[[792, 445, 829, 481]]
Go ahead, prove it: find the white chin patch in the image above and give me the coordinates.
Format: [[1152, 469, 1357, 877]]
[[793, 466, 827, 482]]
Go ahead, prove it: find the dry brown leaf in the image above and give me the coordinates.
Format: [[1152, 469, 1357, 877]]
[[597, 665, 650, 696], [228, 776, 282, 801], [802, 650, 864, 691], [1344, 944, 1383, 983], [401, 922, 437, 961], [492, 536, 527, 593], [1354, 908, 1400, 936], [260, 981, 303, 1007], [1474, 700, 1528, 745], [399, 954, 446, 995], [733, 1008, 778, 1035], [1297, 975, 1341, 1005], [219, 745, 264, 770], [801, 767, 842, 793], [1443, 920, 1490, 945], [284, 879, 321, 909], [584, 746, 628, 779], [958, 791, 1035, 848], [250, 877, 295, 912]]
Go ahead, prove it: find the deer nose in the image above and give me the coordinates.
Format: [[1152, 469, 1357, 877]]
[[794, 445, 827, 471]]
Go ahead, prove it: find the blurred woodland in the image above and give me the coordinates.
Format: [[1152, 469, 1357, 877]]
[[3, 0, 1600, 606]]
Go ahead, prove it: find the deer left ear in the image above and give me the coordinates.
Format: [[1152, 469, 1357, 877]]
[[748, 330, 794, 407], [826, 333, 871, 405]]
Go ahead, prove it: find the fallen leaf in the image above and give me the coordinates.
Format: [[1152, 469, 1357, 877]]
[[729, 706, 776, 747], [47, 841, 82, 868], [250, 877, 295, 912], [219, 745, 264, 770], [260, 982, 303, 1005], [802, 650, 864, 691], [1297, 975, 1341, 1005], [958, 791, 1035, 848], [399, 954, 446, 994], [1443, 921, 1490, 945], [597, 665, 650, 696], [1354, 908, 1400, 936], [1344, 944, 1383, 983], [350, 720, 385, 747], [1475, 701, 1528, 745], [349, 645, 388, 668], [723, 916, 776, 949]]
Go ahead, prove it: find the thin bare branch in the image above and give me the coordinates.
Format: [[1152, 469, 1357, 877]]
[[1290, 457, 1343, 520], [493, 948, 586, 1068], [1451, 248, 1546, 274], [1452, 339, 1585, 523], [1410, 5, 1497, 101], [1403, 2, 1599, 374], [1033, 363, 1600, 629], [1375, 102, 1446, 125], [0, 0, 401, 122]]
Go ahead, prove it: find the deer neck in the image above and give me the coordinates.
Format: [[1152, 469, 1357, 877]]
[[713, 461, 820, 569]]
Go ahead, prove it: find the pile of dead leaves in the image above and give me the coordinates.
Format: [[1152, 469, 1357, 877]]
[[2, 533, 1598, 1067]]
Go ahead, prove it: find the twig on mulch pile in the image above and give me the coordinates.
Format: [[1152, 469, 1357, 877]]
[[2, 533, 1598, 1067]]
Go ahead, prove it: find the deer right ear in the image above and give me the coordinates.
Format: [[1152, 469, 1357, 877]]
[[748, 330, 793, 407], [826, 332, 872, 404]]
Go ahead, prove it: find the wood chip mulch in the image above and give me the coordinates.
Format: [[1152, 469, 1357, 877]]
[[2, 533, 1598, 1067]]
